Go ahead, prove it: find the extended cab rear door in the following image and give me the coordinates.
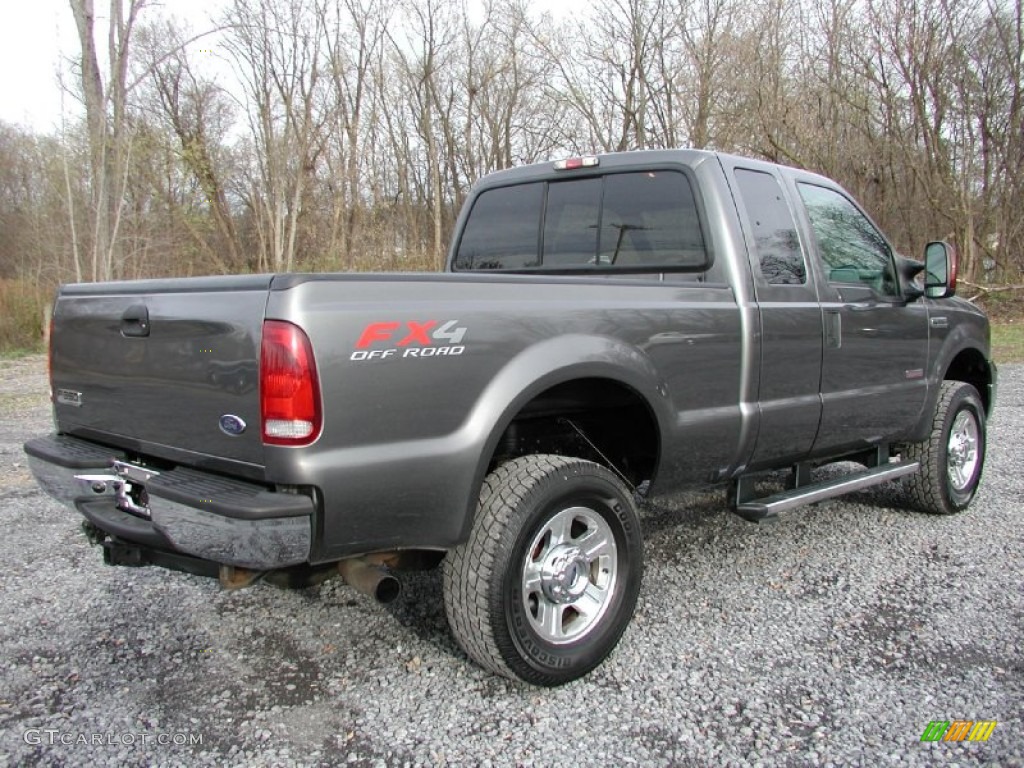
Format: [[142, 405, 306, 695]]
[[724, 159, 824, 469], [792, 178, 929, 453]]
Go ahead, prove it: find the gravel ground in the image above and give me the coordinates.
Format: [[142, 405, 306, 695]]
[[0, 355, 1020, 767]]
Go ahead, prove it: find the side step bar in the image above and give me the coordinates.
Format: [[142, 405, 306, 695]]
[[732, 461, 919, 522]]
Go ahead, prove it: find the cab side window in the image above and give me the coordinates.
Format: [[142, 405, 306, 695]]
[[797, 183, 899, 297], [734, 169, 806, 284]]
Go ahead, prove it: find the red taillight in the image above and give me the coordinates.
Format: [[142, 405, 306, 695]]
[[260, 320, 322, 446]]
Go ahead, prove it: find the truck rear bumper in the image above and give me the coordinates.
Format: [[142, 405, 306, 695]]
[[24, 435, 313, 570]]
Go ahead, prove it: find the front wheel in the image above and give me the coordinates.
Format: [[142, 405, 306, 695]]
[[443, 455, 643, 685], [899, 381, 987, 514]]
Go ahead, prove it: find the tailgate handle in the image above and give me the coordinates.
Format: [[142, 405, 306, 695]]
[[121, 304, 150, 337]]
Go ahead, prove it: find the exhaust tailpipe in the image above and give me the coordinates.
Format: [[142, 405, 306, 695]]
[[338, 558, 401, 604]]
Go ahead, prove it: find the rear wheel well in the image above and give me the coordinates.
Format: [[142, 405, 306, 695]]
[[945, 348, 992, 413], [490, 378, 659, 489]]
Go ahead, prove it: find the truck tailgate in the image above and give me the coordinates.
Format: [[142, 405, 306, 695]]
[[50, 276, 272, 470]]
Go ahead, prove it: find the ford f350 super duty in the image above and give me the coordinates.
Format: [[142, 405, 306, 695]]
[[25, 149, 996, 685]]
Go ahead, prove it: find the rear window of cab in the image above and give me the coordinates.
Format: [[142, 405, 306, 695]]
[[453, 171, 709, 273]]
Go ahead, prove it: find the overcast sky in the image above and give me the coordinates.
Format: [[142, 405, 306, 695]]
[[0, 0, 231, 131], [0, 0, 577, 133]]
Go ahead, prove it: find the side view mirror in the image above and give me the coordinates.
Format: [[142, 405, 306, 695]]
[[895, 254, 925, 300], [924, 241, 957, 299]]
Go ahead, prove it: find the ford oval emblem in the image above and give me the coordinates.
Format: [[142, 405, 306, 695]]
[[219, 414, 247, 436]]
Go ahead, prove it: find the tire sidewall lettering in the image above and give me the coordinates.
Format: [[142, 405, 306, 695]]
[[501, 467, 641, 678]]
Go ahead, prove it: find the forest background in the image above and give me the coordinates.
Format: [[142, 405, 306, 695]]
[[1, 0, 1022, 358]]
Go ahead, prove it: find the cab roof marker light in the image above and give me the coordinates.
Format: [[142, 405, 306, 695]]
[[554, 156, 600, 171]]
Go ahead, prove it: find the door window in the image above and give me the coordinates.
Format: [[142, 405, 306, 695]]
[[734, 169, 806, 284], [798, 183, 899, 296]]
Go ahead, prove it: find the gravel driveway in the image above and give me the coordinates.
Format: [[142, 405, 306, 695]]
[[0, 355, 1020, 767]]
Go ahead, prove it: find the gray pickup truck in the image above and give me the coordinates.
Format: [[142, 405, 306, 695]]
[[25, 149, 996, 685]]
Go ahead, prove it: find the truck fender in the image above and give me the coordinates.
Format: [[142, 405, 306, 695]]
[[909, 327, 994, 443], [455, 333, 671, 542]]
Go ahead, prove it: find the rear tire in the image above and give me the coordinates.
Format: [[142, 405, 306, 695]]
[[443, 454, 643, 686], [900, 381, 986, 514]]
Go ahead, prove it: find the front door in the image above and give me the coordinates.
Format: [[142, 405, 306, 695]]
[[795, 182, 929, 454]]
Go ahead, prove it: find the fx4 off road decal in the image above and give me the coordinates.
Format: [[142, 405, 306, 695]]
[[350, 320, 467, 361]]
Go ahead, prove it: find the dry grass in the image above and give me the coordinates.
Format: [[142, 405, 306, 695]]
[[0, 279, 49, 357], [991, 322, 1024, 364]]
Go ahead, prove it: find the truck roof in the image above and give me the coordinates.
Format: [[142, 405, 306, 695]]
[[472, 148, 833, 191]]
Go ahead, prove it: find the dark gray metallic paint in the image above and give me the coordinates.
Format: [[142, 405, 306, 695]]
[[29, 149, 995, 566], [50, 283, 268, 475], [265, 277, 743, 559]]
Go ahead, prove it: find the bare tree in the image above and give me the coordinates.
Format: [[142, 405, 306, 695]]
[[224, 0, 328, 272], [68, 0, 149, 281], [536, 0, 668, 152], [317, 0, 391, 268], [139, 20, 246, 272], [0, 0, 1005, 293], [458, 0, 563, 173], [387, 0, 460, 266], [665, 0, 743, 149]]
